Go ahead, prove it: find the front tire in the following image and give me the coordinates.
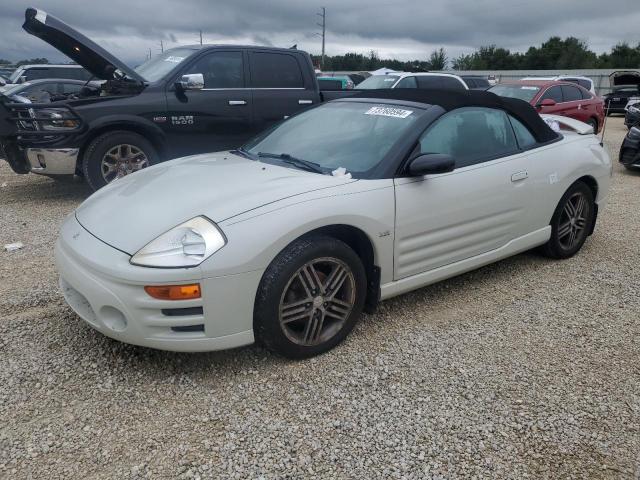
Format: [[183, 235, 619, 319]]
[[586, 118, 598, 133], [254, 235, 367, 359], [82, 131, 158, 191], [541, 181, 595, 259]]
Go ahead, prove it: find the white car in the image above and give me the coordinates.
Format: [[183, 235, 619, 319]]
[[55, 90, 611, 358], [357, 72, 468, 91], [521, 75, 596, 95]]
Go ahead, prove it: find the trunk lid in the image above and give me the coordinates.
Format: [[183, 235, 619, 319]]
[[22, 8, 145, 84]]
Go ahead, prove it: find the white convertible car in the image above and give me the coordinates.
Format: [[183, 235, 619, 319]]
[[55, 90, 611, 358]]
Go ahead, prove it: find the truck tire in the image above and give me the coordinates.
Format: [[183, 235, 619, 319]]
[[82, 131, 158, 191]]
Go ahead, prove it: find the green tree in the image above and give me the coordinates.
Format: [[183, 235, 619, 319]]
[[599, 42, 640, 68], [15, 57, 49, 67], [427, 47, 447, 70]]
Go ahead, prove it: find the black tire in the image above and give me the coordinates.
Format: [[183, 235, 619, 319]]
[[586, 118, 598, 133], [541, 181, 595, 259], [82, 130, 158, 191], [254, 235, 367, 359]]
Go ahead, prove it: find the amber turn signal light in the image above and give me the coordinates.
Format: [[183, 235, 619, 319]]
[[144, 284, 201, 300]]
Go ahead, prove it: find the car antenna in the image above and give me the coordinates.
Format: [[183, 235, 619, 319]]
[[599, 101, 610, 147]]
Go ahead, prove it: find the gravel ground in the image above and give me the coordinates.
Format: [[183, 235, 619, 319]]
[[1, 117, 639, 479]]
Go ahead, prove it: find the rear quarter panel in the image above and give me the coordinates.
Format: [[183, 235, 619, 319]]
[[526, 134, 611, 230]]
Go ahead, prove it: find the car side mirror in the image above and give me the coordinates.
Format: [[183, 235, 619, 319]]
[[177, 73, 204, 91], [536, 98, 556, 109], [407, 153, 456, 176]]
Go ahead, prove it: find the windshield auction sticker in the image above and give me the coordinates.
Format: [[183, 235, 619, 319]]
[[164, 56, 185, 63], [365, 106, 413, 118]]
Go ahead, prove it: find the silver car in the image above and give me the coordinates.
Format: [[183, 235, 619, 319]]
[[55, 91, 611, 358]]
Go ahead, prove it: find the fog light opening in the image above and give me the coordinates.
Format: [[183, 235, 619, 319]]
[[99, 306, 127, 332]]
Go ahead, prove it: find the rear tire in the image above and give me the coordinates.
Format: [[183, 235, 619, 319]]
[[541, 181, 595, 259], [82, 131, 158, 191], [254, 235, 367, 359]]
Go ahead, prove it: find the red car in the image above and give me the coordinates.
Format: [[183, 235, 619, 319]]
[[489, 80, 605, 133]]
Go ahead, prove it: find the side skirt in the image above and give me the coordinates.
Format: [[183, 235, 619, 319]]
[[380, 226, 551, 300]]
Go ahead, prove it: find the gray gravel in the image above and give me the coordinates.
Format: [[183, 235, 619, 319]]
[[1, 117, 639, 479]]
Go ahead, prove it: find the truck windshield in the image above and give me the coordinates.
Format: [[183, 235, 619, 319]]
[[8, 68, 25, 83], [357, 75, 400, 89], [244, 101, 422, 175], [134, 48, 195, 82]]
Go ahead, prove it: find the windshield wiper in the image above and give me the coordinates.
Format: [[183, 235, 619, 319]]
[[231, 147, 255, 160], [257, 152, 324, 174]]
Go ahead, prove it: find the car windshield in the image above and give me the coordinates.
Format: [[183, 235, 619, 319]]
[[243, 101, 422, 175], [357, 75, 400, 89], [2, 83, 30, 95], [134, 48, 195, 82], [488, 84, 540, 102]]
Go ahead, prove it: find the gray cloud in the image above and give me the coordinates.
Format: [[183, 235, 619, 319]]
[[0, 0, 639, 66]]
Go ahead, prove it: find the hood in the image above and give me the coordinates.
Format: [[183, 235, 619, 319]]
[[75, 152, 357, 255], [609, 71, 640, 88], [22, 8, 145, 84]]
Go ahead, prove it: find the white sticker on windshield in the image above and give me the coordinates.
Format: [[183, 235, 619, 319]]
[[365, 106, 413, 118], [521, 86, 538, 90], [164, 56, 185, 63], [384, 78, 396, 82]]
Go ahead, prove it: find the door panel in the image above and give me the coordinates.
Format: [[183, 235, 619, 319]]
[[164, 50, 253, 158], [394, 155, 531, 279], [248, 51, 317, 133]]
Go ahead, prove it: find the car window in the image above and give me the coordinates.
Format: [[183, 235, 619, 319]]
[[185, 51, 244, 89], [580, 88, 592, 100], [61, 83, 83, 94], [474, 78, 490, 88], [250, 52, 303, 88], [418, 107, 518, 168], [439, 76, 466, 90], [25, 68, 49, 81], [561, 85, 582, 102], [395, 76, 418, 88], [541, 86, 563, 103], [357, 75, 400, 89], [508, 115, 537, 149], [22, 83, 56, 102], [416, 76, 441, 89], [576, 79, 591, 90], [488, 84, 540, 102], [462, 78, 475, 88]]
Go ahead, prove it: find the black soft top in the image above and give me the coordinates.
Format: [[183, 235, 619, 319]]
[[352, 89, 559, 143]]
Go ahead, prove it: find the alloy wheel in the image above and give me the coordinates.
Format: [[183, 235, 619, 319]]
[[101, 144, 149, 183], [278, 257, 356, 346], [557, 191, 589, 250]]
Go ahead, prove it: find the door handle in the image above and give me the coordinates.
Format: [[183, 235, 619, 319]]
[[298, 99, 313, 105], [228, 100, 247, 106], [511, 171, 528, 182]]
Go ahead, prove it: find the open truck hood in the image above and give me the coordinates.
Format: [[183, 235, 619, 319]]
[[23, 8, 145, 84]]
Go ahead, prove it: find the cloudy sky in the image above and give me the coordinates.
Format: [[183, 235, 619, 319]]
[[1, 0, 639, 66]]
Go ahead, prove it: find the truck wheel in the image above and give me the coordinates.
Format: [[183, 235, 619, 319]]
[[83, 131, 158, 191]]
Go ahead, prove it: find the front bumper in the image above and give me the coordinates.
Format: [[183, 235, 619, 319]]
[[55, 214, 260, 352], [26, 147, 78, 175], [619, 130, 640, 167]]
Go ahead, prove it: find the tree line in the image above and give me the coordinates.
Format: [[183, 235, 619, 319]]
[[312, 37, 640, 72]]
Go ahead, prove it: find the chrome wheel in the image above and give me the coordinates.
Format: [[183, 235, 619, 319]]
[[558, 191, 589, 250], [279, 257, 356, 346], [101, 144, 149, 183]]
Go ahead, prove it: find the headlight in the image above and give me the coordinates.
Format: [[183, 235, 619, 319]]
[[32, 107, 80, 131], [628, 104, 640, 114], [130, 216, 226, 268], [629, 126, 640, 140]]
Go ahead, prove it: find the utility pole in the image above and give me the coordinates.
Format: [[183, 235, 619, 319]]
[[316, 7, 326, 68], [160, 39, 164, 53], [148, 48, 152, 59], [199, 30, 203, 45]]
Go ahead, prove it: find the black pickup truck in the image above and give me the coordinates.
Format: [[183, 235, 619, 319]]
[[0, 8, 349, 190]]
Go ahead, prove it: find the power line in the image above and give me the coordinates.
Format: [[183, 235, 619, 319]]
[[316, 7, 326, 68]]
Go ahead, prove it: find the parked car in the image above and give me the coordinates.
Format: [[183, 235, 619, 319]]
[[604, 85, 640, 114], [55, 89, 610, 358], [619, 125, 640, 170], [317, 75, 354, 89], [0, 8, 352, 190], [318, 71, 367, 86], [1, 64, 91, 90], [460, 75, 491, 90], [521, 75, 596, 95], [624, 101, 640, 129], [488, 80, 605, 133], [1, 78, 100, 103], [357, 72, 468, 90]]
